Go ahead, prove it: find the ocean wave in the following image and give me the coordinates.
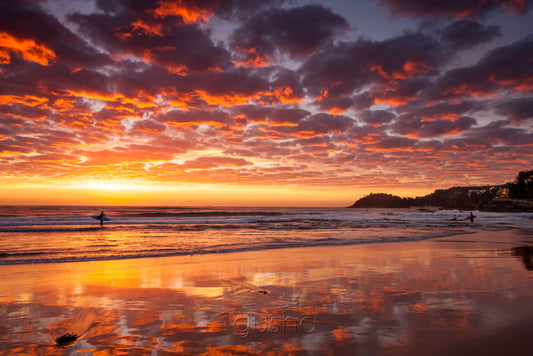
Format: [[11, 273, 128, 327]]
[[120, 211, 284, 218], [0, 215, 526, 233], [0, 226, 106, 233], [0, 251, 47, 258], [0, 234, 455, 265], [0, 206, 531, 265]]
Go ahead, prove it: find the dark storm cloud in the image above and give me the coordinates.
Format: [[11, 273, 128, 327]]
[[431, 35, 533, 99], [388, 100, 481, 136], [0, 1, 110, 68], [297, 113, 355, 135], [405, 101, 479, 119], [316, 96, 355, 113], [377, 0, 531, 18], [372, 135, 416, 150], [103, 64, 274, 109], [267, 68, 306, 102], [352, 91, 374, 110], [467, 120, 533, 145], [94, 0, 206, 20], [440, 19, 501, 51], [190, 67, 271, 97], [96, 0, 285, 18], [436, 137, 492, 151], [70, 6, 231, 72], [158, 109, 233, 128], [495, 97, 533, 122], [229, 4, 349, 63], [301, 32, 449, 98], [370, 77, 431, 106], [233, 105, 309, 125], [358, 110, 396, 126], [210, 0, 287, 19], [392, 115, 477, 138]]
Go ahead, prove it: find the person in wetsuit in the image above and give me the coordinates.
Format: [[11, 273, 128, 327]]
[[98, 211, 105, 226]]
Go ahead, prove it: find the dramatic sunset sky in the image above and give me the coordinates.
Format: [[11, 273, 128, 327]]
[[1, 0, 532, 206]]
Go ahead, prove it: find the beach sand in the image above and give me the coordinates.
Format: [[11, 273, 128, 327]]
[[1, 230, 532, 355]]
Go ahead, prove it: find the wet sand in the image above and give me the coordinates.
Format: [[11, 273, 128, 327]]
[[1, 230, 532, 355]]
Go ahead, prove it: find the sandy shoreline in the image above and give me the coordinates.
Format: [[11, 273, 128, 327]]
[[1, 229, 532, 355]]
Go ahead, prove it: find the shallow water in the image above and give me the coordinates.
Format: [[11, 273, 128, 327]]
[[1, 206, 532, 264]]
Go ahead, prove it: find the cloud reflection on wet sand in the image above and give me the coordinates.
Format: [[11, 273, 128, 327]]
[[1, 230, 532, 355]]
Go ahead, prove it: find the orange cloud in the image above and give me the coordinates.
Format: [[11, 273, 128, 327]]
[[153, 0, 213, 23], [499, 0, 528, 12], [234, 47, 272, 68], [0, 32, 55, 65], [161, 89, 268, 109], [400, 60, 429, 79], [0, 94, 49, 107], [370, 61, 428, 81], [52, 98, 76, 110], [65, 89, 158, 109], [490, 75, 533, 92], [196, 90, 264, 107], [0, 49, 10, 64], [131, 19, 163, 36], [57, 116, 94, 129], [94, 118, 126, 133], [272, 86, 302, 104], [370, 85, 417, 107], [444, 83, 498, 98], [165, 120, 225, 129], [327, 107, 348, 115], [373, 96, 412, 106]]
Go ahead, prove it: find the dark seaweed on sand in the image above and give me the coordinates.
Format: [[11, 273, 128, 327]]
[[54, 332, 78, 348]]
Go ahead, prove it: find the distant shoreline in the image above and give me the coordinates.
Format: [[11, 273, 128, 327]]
[[349, 169, 533, 211]]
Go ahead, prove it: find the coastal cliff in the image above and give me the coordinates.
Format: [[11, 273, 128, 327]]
[[349, 169, 533, 211]]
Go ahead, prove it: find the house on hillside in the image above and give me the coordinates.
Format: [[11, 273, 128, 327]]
[[495, 186, 510, 199]]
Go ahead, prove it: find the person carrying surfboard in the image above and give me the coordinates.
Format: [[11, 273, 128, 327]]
[[98, 211, 105, 226]]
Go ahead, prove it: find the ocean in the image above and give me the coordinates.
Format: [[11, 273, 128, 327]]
[[1, 205, 532, 265]]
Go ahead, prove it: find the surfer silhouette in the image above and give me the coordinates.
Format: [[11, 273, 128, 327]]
[[469, 212, 474, 222], [98, 211, 105, 226]]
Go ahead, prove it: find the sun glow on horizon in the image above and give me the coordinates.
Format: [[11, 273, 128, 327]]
[[0, 178, 434, 207]]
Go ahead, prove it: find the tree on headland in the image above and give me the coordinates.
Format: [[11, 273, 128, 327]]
[[510, 170, 533, 199], [349, 193, 413, 208]]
